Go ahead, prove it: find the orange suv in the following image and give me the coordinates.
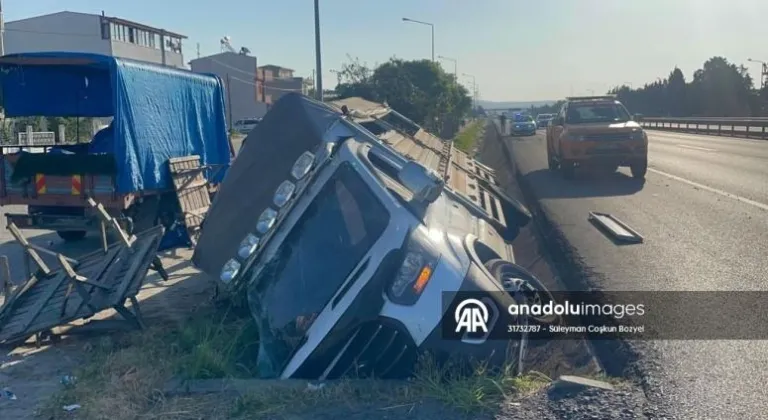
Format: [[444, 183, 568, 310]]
[[545, 96, 648, 179]]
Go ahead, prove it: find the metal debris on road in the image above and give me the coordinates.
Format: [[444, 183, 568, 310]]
[[1, 387, 17, 400], [61, 375, 77, 386], [587, 212, 644, 244], [63, 404, 81, 412]]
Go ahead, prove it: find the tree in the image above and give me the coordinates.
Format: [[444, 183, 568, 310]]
[[334, 57, 472, 137], [607, 56, 760, 117]]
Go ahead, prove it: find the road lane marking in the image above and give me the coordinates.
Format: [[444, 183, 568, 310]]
[[676, 144, 717, 152], [648, 130, 768, 145], [648, 168, 768, 212]]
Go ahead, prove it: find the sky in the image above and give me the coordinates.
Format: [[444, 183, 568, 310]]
[[5, 0, 768, 102]]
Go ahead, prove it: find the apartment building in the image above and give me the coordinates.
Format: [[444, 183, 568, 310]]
[[257, 65, 305, 105], [189, 52, 268, 125], [4, 11, 186, 67]]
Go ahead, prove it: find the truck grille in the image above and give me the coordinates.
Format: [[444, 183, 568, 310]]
[[321, 321, 418, 380], [582, 132, 632, 141]]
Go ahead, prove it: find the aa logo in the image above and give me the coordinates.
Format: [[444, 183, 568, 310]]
[[454, 298, 489, 334]]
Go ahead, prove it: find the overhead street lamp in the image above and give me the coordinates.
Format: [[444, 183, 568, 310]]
[[402, 17, 434, 62], [748, 58, 768, 89], [0, 0, 5, 56], [314, 0, 323, 101], [462, 73, 477, 109], [437, 55, 457, 86]]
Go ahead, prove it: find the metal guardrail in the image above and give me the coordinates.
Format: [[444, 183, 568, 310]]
[[640, 117, 768, 139]]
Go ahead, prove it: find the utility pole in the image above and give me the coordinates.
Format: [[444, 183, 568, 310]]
[[0, 0, 5, 56], [196, 42, 200, 59], [314, 0, 323, 101], [226, 74, 233, 129], [438, 56, 457, 87]]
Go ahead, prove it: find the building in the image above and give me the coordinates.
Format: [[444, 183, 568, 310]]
[[189, 52, 268, 126], [4, 11, 186, 68], [258, 65, 305, 105], [189, 55, 306, 124]]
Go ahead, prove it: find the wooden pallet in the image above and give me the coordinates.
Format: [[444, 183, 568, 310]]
[[168, 156, 212, 247]]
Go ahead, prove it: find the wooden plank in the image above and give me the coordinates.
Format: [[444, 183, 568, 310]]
[[19, 273, 69, 332], [6, 223, 51, 276], [111, 233, 158, 303], [0, 256, 10, 301], [169, 156, 211, 241]]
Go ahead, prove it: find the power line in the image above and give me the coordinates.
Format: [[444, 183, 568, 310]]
[[228, 74, 303, 93]]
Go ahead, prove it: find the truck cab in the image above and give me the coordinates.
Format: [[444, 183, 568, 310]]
[[545, 96, 648, 179], [192, 94, 555, 380]]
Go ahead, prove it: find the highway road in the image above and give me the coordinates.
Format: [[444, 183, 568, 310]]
[[503, 127, 768, 418]]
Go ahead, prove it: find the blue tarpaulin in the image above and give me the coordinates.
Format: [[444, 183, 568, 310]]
[[0, 52, 230, 193]]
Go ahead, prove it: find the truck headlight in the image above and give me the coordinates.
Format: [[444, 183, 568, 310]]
[[256, 208, 278, 234], [237, 233, 260, 259], [220, 258, 241, 283], [273, 180, 296, 208], [387, 227, 441, 305], [291, 151, 315, 180]]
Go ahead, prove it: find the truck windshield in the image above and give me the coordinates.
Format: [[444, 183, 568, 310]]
[[566, 104, 631, 124], [247, 162, 390, 377]]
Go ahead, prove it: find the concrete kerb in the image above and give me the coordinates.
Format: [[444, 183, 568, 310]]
[[163, 377, 411, 397]]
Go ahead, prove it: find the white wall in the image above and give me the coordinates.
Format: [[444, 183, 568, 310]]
[[5, 12, 112, 55], [5, 12, 185, 68], [111, 41, 184, 67]]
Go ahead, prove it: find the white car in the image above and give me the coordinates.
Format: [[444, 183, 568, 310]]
[[233, 118, 261, 135]]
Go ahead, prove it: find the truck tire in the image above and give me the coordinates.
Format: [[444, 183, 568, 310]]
[[560, 161, 575, 179], [546, 147, 559, 170], [484, 259, 559, 326], [631, 161, 647, 180], [57, 230, 87, 242]]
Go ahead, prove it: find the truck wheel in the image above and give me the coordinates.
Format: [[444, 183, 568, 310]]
[[560, 161, 575, 179], [630, 161, 647, 179], [484, 259, 559, 326], [547, 148, 559, 170], [57, 230, 87, 242]]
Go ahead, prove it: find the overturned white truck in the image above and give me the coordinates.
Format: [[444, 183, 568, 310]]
[[192, 94, 556, 380]]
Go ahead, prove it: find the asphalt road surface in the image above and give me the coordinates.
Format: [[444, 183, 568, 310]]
[[505, 128, 768, 418]]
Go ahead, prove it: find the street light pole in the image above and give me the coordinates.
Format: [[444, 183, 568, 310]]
[[748, 58, 768, 89], [402, 17, 434, 62], [0, 0, 5, 56], [314, 0, 323, 101], [462, 73, 477, 109], [437, 55, 457, 86]]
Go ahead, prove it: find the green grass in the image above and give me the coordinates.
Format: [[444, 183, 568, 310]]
[[39, 306, 260, 420], [453, 120, 485, 153], [43, 304, 622, 419]]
